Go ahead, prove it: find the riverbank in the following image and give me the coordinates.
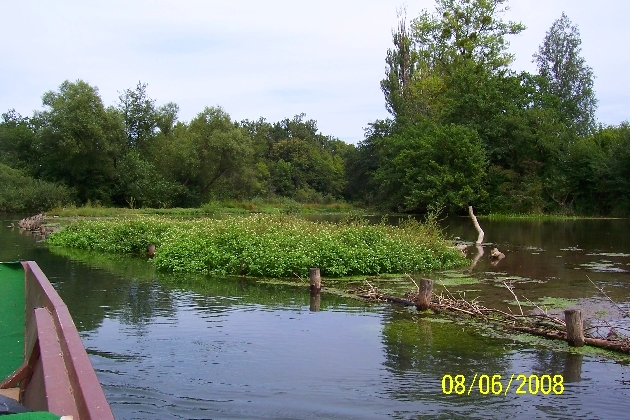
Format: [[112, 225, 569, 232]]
[[6, 216, 630, 419], [481, 213, 624, 221], [45, 214, 466, 278], [44, 199, 368, 218], [44, 202, 622, 221]]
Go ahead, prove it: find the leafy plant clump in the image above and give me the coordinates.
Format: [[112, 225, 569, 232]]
[[0, 163, 75, 212], [46, 215, 466, 278]]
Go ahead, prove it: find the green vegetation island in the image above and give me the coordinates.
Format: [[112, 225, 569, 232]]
[[2, 0, 629, 220], [45, 215, 466, 278]]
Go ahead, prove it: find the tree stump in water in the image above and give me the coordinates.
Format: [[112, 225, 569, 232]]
[[309, 268, 321, 293], [416, 278, 434, 311], [490, 248, 505, 259], [565, 309, 585, 347]]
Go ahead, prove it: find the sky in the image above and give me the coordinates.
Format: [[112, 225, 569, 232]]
[[1, 0, 628, 144]]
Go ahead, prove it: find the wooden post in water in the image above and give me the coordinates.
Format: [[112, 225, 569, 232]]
[[416, 278, 434, 311], [309, 268, 321, 293], [309, 292, 321, 312], [309, 268, 321, 312], [564, 309, 585, 347]]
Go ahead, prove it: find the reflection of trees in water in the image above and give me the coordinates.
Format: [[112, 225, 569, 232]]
[[380, 308, 512, 402], [117, 279, 177, 335], [45, 247, 178, 333], [46, 246, 366, 336]]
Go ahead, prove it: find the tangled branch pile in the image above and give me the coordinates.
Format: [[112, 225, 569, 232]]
[[349, 282, 630, 354]]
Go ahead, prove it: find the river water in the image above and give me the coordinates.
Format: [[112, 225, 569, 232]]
[[3, 214, 630, 419]]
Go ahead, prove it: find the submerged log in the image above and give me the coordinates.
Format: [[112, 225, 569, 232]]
[[354, 287, 630, 354], [490, 248, 505, 259]]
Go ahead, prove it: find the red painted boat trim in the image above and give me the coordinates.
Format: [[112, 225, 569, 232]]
[[19, 261, 115, 419]]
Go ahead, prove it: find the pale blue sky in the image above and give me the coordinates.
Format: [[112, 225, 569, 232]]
[[1, 0, 628, 143]]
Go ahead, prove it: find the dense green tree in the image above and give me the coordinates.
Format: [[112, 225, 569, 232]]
[[374, 119, 487, 213], [412, 0, 526, 131], [113, 150, 184, 208], [412, 0, 525, 73], [118, 82, 159, 151], [183, 107, 255, 200], [381, 11, 423, 120], [534, 13, 597, 136], [0, 163, 75, 212], [0, 110, 38, 171], [371, 0, 526, 214], [34, 80, 125, 203], [345, 120, 393, 204], [267, 137, 345, 200], [604, 124, 630, 215], [155, 102, 179, 136], [384, 0, 526, 124], [240, 114, 348, 201]]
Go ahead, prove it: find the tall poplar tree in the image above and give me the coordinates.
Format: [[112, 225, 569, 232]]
[[534, 13, 597, 136]]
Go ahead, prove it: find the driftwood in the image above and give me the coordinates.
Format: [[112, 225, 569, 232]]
[[587, 275, 629, 318], [348, 283, 630, 354], [468, 206, 484, 244], [490, 248, 505, 259], [18, 214, 44, 231]]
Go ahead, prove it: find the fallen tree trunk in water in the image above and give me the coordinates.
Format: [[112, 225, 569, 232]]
[[468, 206, 484, 245], [349, 285, 630, 354]]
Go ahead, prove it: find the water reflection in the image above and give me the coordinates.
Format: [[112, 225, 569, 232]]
[[3, 214, 630, 418]]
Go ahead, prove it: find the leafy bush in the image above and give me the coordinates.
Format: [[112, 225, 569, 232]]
[[0, 163, 75, 212], [47, 215, 466, 278]]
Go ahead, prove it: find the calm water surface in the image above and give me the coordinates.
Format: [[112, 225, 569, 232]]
[[2, 214, 630, 419]]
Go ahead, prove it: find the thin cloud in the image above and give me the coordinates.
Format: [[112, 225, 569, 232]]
[[1, 0, 627, 145]]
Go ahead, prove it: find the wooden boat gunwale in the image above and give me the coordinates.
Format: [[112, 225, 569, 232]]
[[0, 261, 114, 419]]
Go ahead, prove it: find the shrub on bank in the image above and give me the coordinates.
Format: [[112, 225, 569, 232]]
[[46, 215, 466, 277], [0, 163, 75, 212]]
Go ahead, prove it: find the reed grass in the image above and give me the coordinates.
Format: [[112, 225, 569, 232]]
[[46, 198, 361, 218]]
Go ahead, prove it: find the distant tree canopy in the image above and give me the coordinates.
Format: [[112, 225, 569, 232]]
[[0, 81, 353, 211], [0, 1, 627, 216], [534, 13, 597, 137], [349, 0, 623, 216]]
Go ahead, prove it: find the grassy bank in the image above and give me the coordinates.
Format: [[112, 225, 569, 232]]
[[45, 198, 363, 218], [46, 215, 466, 278], [480, 213, 610, 221]]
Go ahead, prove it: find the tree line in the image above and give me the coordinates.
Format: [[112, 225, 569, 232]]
[[349, 0, 630, 216], [0, 81, 354, 210], [1, 0, 629, 216]]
